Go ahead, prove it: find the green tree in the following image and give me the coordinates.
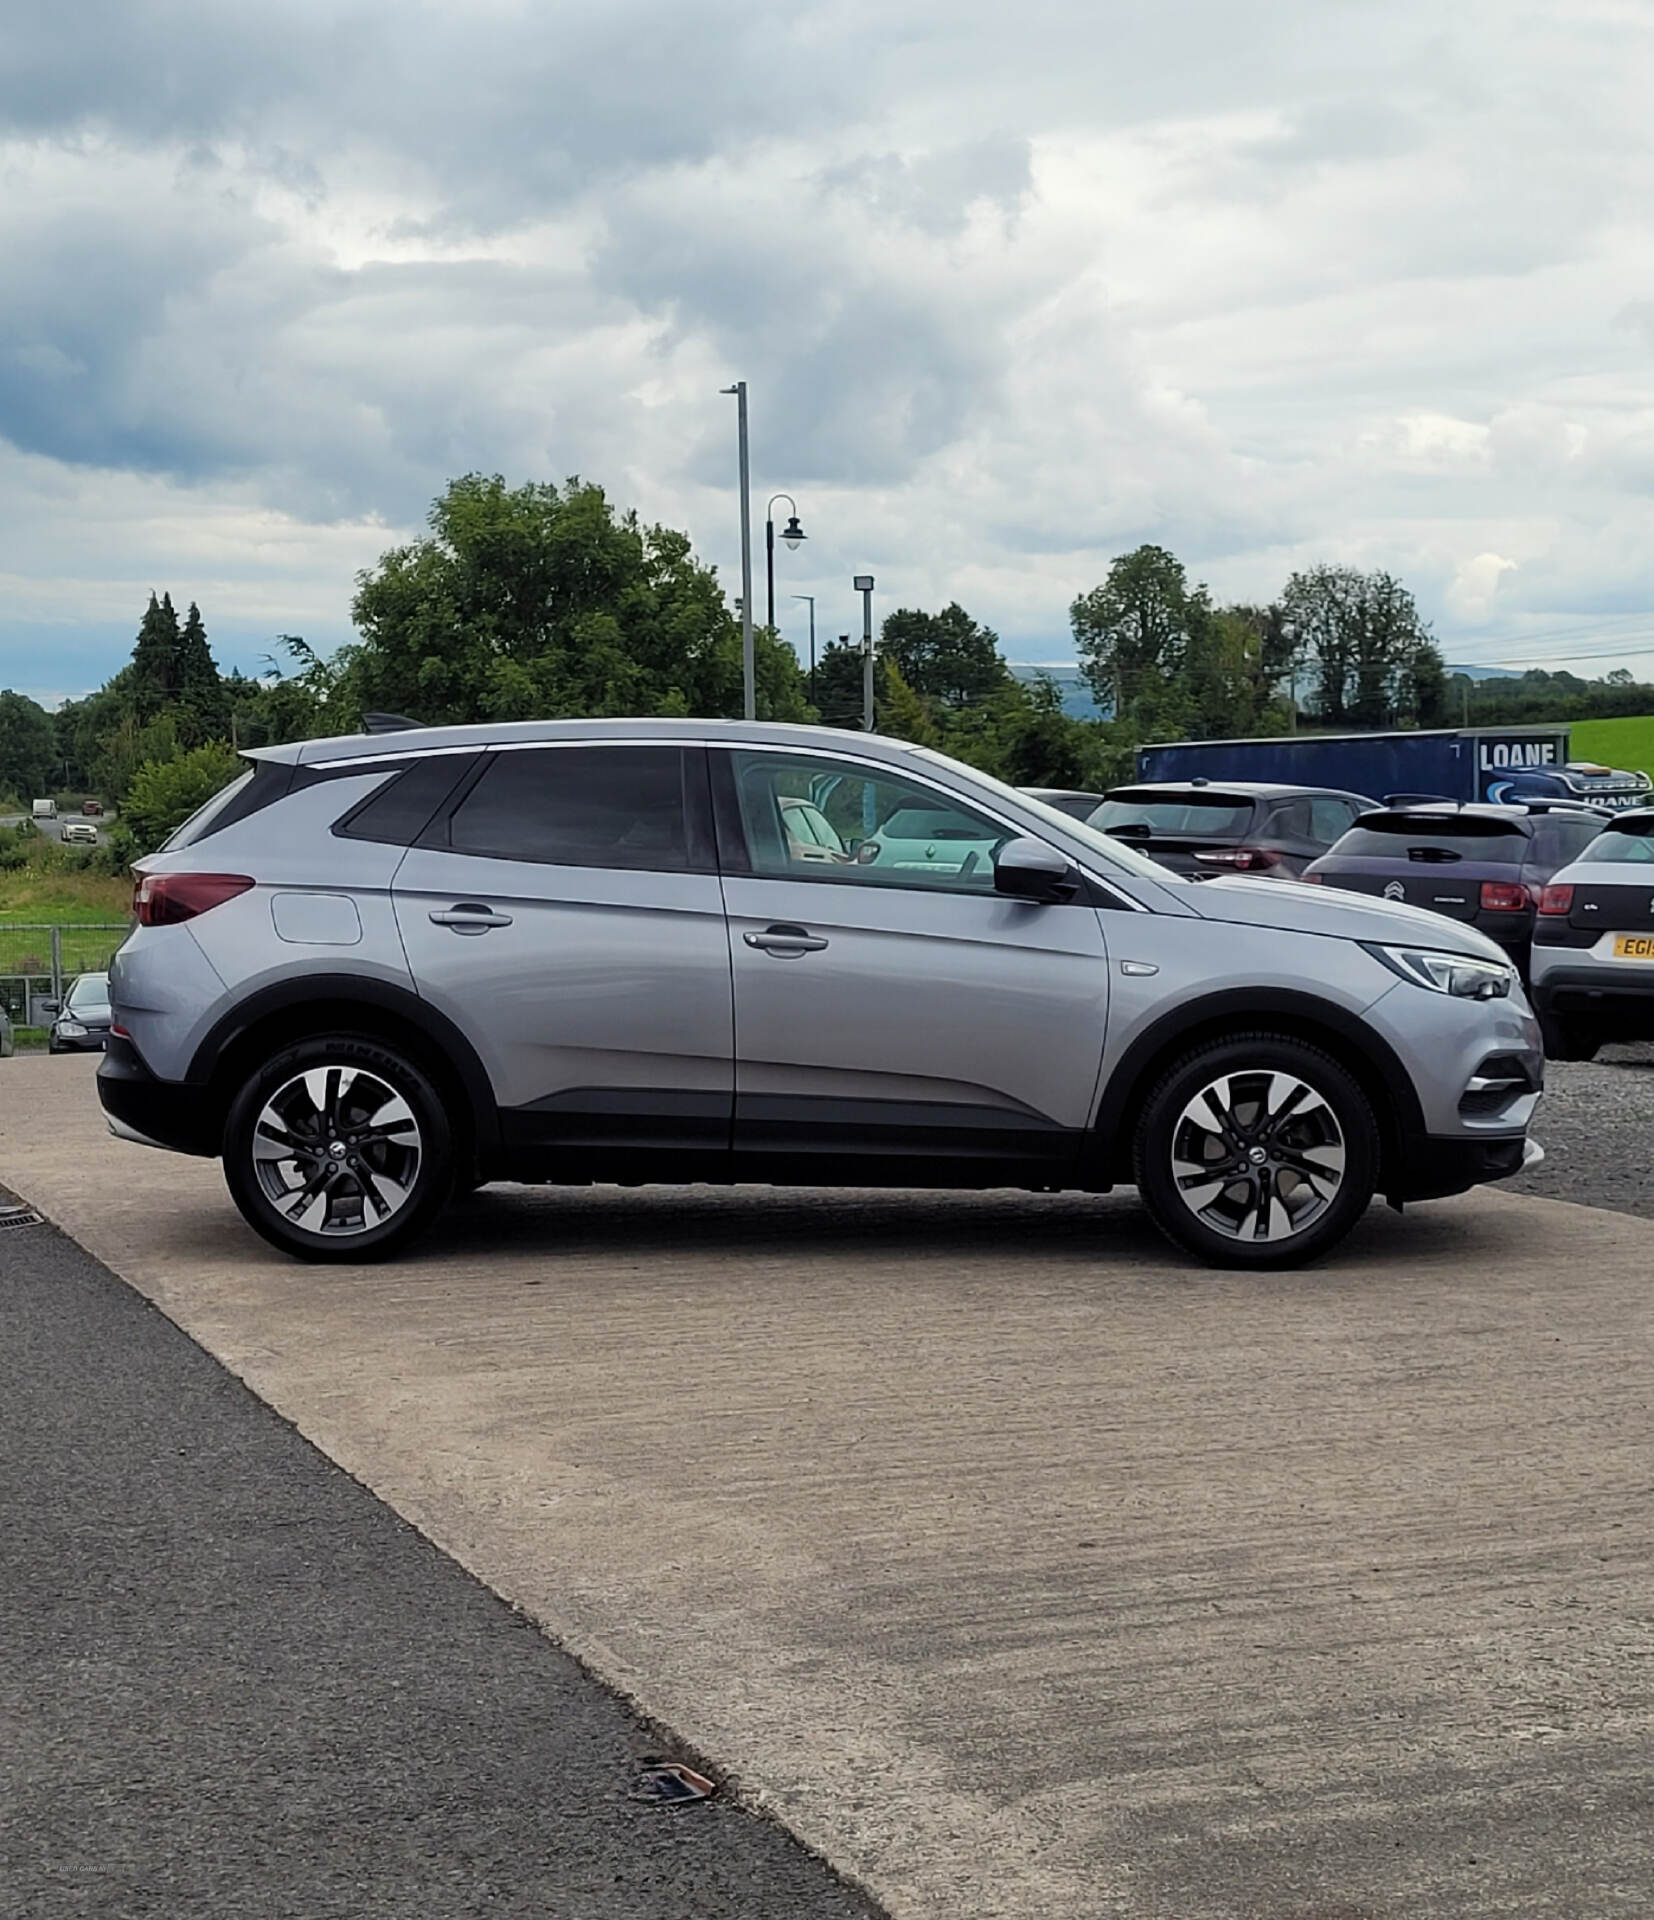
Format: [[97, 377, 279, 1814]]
[[0, 690, 59, 802], [349, 474, 809, 725], [1071, 546, 1204, 725], [1280, 566, 1442, 728], [121, 743, 242, 859], [879, 603, 1009, 709], [175, 601, 230, 742], [130, 591, 182, 722]]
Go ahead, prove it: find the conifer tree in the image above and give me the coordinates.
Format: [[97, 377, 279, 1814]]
[[130, 592, 181, 722]]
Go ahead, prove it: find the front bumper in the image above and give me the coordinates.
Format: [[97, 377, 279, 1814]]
[[96, 1034, 219, 1157], [1393, 1130, 1532, 1203]]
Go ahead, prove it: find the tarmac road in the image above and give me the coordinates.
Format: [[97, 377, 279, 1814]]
[[0, 1200, 881, 1920]]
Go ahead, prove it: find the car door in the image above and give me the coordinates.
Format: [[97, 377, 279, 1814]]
[[712, 746, 1111, 1181], [392, 742, 733, 1167]]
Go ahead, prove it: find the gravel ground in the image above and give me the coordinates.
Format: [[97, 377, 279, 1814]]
[[1508, 1039, 1654, 1217]]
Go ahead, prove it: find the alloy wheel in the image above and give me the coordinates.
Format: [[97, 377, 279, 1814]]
[[250, 1064, 423, 1238], [1169, 1068, 1346, 1244]]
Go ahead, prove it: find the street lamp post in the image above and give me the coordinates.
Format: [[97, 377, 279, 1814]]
[[766, 493, 806, 632], [720, 382, 756, 720], [791, 593, 817, 707], [854, 574, 875, 731]]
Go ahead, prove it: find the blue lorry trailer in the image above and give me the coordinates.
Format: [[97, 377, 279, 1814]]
[[1135, 726, 1652, 812]]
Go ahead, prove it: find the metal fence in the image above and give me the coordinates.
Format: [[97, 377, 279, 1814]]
[[0, 923, 128, 1026]]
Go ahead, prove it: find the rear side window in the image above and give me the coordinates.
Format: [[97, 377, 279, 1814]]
[[1090, 795, 1254, 836], [1309, 797, 1361, 843], [335, 753, 482, 846], [441, 746, 694, 871], [1335, 819, 1527, 861], [1531, 817, 1611, 867]]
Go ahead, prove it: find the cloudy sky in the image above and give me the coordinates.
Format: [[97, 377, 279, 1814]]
[[4, 0, 1654, 704]]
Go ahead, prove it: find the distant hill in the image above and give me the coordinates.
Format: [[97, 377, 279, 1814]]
[[1008, 663, 1107, 719], [1445, 663, 1525, 681]]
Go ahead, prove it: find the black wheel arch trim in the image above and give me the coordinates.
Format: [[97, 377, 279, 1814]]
[[1090, 987, 1426, 1191], [184, 974, 500, 1159]]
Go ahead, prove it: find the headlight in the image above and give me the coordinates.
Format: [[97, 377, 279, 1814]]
[[56, 1020, 86, 1036], [1363, 944, 1513, 1000]]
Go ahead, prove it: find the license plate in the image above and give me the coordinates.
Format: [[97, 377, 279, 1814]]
[[1611, 934, 1654, 960]]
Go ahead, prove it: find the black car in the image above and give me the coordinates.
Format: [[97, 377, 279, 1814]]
[[1085, 781, 1376, 879], [1302, 803, 1607, 973], [49, 971, 114, 1053]]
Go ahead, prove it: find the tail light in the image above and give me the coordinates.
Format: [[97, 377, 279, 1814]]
[[1193, 846, 1282, 872], [133, 872, 255, 927], [1538, 883, 1574, 917], [1480, 881, 1528, 912]]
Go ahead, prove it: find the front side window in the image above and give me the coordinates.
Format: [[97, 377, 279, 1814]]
[[729, 752, 1008, 892], [444, 746, 691, 870]]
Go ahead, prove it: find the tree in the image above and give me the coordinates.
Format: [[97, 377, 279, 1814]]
[[1071, 546, 1203, 725], [1279, 566, 1443, 728], [0, 690, 59, 802], [349, 474, 810, 726], [130, 592, 182, 722], [879, 604, 1009, 710], [175, 601, 230, 742], [121, 743, 243, 859]]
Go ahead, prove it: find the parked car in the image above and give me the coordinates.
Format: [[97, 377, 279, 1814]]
[[1530, 807, 1654, 1059], [1303, 802, 1607, 977], [82, 799, 105, 817], [1086, 781, 1377, 879], [60, 819, 99, 845], [0, 1003, 13, 1059], [1020, 787, 1109, 821], [98, 720, 1541, 1271], [49, 972, 114, 1053]]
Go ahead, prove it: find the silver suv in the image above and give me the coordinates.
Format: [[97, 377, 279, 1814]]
[[98, 719, 1543, 1268]]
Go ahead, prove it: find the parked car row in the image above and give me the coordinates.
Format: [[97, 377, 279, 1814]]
[[1018, 781, 1651, 1057]]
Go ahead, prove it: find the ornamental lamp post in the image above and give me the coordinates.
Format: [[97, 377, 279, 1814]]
[[766, 493, 806, 632]]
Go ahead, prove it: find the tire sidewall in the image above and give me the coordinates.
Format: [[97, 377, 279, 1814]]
[[223, 1034, 453, 1262], [1134, 1035, 1379, 1269]]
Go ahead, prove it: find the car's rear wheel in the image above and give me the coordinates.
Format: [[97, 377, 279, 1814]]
[[1540, 1015, 1600, 1063], [1133, 1033, 1379, 1269], [223, 1034, 453, 1262]]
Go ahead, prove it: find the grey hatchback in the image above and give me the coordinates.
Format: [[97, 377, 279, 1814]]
[[98, 720, 1542, 1268]]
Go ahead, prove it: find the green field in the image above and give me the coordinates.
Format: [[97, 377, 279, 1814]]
[[1571, 715, 1654, 781]]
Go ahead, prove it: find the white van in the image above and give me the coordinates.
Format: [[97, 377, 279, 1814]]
[[31, 798, 57, 820]]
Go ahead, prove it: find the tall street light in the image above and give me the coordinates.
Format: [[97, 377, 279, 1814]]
[[854, 574, 875, 731], [791, 593, 817, 707], [720, 381, 755, 719], [765, 493, 806, 632]]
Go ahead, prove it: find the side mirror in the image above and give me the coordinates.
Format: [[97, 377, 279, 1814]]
[[994, 836, 1077, 903]]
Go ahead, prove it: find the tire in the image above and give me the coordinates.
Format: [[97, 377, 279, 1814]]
[[1540, 1016, 1600, 1063], [1133, 1033, 1380, 1269], [222, 1033, 454, 1263]]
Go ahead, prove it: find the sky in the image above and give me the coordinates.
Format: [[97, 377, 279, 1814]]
[[3, 0, 1654, 706]]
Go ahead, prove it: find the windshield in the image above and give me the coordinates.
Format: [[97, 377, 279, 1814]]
[[1088, 795, 1255, 837], [909, 747, 1180, 885], [68, 973, 110, 1011]]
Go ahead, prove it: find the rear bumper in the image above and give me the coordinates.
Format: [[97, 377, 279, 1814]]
[[96, 1035, 219, 1158], [1533, 966, 1654, 1037], [1392, 1131, 1531, 1203]]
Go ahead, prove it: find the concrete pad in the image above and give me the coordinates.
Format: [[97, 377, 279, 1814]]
[[4, 1052, 1653, 1917]]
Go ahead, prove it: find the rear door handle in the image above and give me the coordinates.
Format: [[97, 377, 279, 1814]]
[[743, 924, 829, 957], [429, 904, 514, 934]]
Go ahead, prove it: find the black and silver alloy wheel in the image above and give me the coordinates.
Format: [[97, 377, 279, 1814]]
[[1170, 1069, 1345, 1244], [224, 1035, 454, 1262], [1134, 1033, 1378, 1269], [251, 1065, 423, 1237]]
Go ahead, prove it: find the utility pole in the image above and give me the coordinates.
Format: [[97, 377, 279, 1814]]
[[792, 593, 817, 708], [854, 576, 875, 731], [720, 382, 755, 719]]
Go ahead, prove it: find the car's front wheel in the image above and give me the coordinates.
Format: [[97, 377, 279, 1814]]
[[1133, 1034, 1379, 1269], [223, 1034, 454, 1262]]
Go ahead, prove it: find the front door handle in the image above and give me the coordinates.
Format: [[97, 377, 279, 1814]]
[[429, 904, 514, 934], [744, 923, 829, 957]]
